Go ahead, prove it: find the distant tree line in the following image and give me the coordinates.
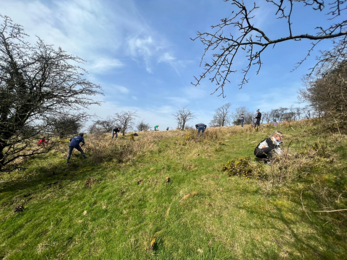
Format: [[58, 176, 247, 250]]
[[230, 106, 316, 126]]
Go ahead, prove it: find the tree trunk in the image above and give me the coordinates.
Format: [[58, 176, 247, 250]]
[[0, 140, 6, 172]]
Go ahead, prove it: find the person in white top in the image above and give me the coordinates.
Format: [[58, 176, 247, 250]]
[[254, 131, 283, 163]]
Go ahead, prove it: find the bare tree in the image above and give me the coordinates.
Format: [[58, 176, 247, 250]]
[[231, 106, 253, 125], [136, 120, 150, 132], [261, 112, 270, 124], [173, 107, 195, 130], [191, 0, 347, 97], [0, 16, 102, 173], [209, 102, 232, 127], [88, 117, 115, 134], [296, 107, 302, 120], [114, 111, 138, 135]]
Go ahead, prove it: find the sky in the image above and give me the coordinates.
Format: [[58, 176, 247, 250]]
[[0, 0, 342, 130]]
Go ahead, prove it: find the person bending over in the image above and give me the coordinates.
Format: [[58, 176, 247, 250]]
[[67, 133, 87, 163], [37, 137, 48, 147], [112, 127, 121, 139], [254, 131, 283, 163], [195, 123, 207, 135]]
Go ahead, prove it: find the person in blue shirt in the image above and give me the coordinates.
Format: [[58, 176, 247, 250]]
[[67, 133, 86, 163], [195, 123, 207, 135], [239, 114, 245, 128]]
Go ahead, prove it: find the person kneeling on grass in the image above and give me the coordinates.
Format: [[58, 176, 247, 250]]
[[37, 137, 48, 147], [67, 133, 87, 164], [254, 131, 283, 164]]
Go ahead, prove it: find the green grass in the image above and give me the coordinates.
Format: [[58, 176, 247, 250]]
[[1, 121, 347, 259]]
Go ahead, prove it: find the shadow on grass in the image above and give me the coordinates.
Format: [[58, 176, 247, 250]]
[[0, 153, 115, 195], [234, 187, 347, 259]]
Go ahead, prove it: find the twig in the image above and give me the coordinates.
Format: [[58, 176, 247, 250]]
[[300, 189, 312, 221], [332, 117, 342, 135], [314, 209, 347, 213]]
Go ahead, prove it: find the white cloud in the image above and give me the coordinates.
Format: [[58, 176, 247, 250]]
[[128, 36, 154, 57], [127, 36, 159, 73], [166, 97, 190, 106], [0, 0, 175, 77], [112, 85, 130, 94], [89, 58, 124, 74], [158, 52, 176, 63]]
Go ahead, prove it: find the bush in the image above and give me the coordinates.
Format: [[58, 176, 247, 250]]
[[221, 156, 266, 179]]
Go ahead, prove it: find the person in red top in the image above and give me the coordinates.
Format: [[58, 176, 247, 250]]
[[37, 137, 48, 146]]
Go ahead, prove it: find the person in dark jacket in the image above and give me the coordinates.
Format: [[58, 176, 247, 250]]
[[195, 123, 207, 135], [254, 131, 283, 163], [112, 127, 121, 139], [255, 109, 262, 127], [67, 133, 86, 163]]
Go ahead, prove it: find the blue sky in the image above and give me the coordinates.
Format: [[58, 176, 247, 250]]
[[0, 0, 341, 130]]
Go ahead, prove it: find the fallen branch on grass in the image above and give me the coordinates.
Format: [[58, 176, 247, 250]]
[[179, 191, 198, 204], [314, 209, 347, 213]]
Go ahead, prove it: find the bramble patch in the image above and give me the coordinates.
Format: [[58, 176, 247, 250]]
[[221, 156, 266, 179]]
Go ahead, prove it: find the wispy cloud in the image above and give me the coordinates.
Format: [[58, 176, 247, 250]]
[[112, 85, 130, 94], [158, 52, 182, 77], [128, 36, 156, 73], [89, 58, 124, 74], [166, 97, 190, 106], [158, 52, 176, 63], [1, 0, 176, 76]]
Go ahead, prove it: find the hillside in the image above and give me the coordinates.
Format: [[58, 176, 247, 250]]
[[1, 120, 347, 259]]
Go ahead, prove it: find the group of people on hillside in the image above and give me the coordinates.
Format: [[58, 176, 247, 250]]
[[64, 108, 283, 164], [153, 125, 171, 131], [239, 109, 262, 128]]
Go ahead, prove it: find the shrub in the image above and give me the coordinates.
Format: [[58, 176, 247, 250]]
[[221, 156, 266, 179]]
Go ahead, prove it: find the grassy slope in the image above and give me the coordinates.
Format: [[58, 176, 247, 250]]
[[0, 121, 347, 259]]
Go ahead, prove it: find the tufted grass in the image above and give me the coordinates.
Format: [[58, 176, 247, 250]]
[[0, 120, 347, 259]]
